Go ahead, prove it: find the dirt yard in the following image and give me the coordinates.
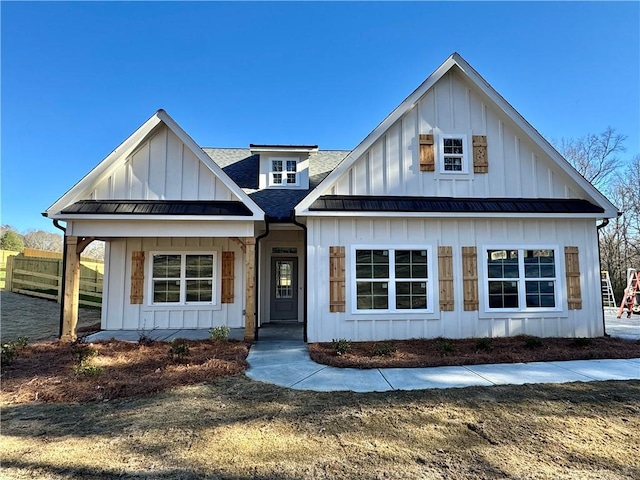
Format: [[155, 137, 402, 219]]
[[1, 291, 100, 342], [2, 377, 639, 479]]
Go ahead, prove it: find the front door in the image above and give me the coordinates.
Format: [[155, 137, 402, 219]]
[[270, 257, 298, 321]]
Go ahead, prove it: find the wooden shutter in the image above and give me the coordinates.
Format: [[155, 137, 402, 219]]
[[438, 246, 454, 311], [473, 135, 488, 173], [221, 251, 235, 303], [329, 246, 346, 312], [462, 247, 479, 311], [564, 246, 582, 310], [130, 251, 145, 304], [419, 134, 435, 172]]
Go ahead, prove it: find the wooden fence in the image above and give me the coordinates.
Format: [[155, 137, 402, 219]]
[[3, 253, 103, 308], [0, 250, 20, 290], [22, 248, 104, 274]]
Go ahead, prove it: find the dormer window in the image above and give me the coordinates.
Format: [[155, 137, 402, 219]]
[[270, 158, 299, 187]]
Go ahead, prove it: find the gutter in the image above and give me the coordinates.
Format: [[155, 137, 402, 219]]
[[51, 217, 67, 338], [254, 217, 271, 341], [291, 212, 308, 343], [597, 217, 612, 337]]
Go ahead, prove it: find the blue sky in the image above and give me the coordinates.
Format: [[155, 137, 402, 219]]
[[2, 1, 639, 233]]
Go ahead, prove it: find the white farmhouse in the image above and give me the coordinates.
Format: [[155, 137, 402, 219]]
[[46, 53, 617, 342]]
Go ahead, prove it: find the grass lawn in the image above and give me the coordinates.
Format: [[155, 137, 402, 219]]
[[1, 377, 639, 479]]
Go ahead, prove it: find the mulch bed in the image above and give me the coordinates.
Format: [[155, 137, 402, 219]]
[[1, 339, 250, 404], [308, 336, 640, 369]]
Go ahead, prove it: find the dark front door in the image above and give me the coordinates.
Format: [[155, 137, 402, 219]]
[[270, 257, 298, 321]]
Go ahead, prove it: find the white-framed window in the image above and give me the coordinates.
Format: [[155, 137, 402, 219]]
[[485, 247, 559, 311], [439, 134, 468, 173], [352, 246, 433, 313], [269, 158, 299, 186], [150, 252, 216, 305]]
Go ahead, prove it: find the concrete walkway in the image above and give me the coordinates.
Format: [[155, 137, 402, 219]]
[[246, 340, 640, 392]]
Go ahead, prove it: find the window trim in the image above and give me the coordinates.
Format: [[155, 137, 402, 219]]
[[148, 251, 218, 306], [350, 245, 434, 314], [482, 245, 562, 314], [268, 157, 300, 187], [438, 133, 469, 174]]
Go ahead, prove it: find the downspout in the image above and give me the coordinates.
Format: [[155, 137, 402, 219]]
[[597, 217, 611, 337], [51, 218, 67, 338], [291, 212, 308, 343], [254, 217, 271, 341]]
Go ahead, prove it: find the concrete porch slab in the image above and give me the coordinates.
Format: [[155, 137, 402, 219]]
[[84, 328, 244, 343]]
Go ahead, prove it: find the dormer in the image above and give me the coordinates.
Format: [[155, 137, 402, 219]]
[[251, 144, 318, 190]]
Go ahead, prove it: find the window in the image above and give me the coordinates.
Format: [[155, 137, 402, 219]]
[[354, 248, 431, 312], [486, 248, 557, 311], [439, 134, 468, 173], [269, 158, 298, 186], [151, 253, 216, 304]]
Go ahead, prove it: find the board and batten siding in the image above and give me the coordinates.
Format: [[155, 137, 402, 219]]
[[90, 125, 237, 201], [101, 237, 245, 330], [306, 217, 602, 343], [329, 70, 582, 201]]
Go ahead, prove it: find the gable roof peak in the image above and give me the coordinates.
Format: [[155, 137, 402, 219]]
[[46, 109, 264, 219], [295, 53, 618, 218]]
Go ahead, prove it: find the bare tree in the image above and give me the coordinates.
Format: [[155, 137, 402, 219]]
[[598, 154, 640, 300], [22, 230, 63, 252], [82, 240, 105, 260], [554, 127, 627, 192]]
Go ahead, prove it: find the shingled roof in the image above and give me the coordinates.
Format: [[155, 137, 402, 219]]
[[203, 148, 349, 220]]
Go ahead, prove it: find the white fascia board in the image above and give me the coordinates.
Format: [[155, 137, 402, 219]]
[[295, 53, 618, 219], [295, 55, 459, 215], [156, 110, 265, 219], [300, 210, 607, 220], [67, 219, 255, 238], [48, 214, 259, 222], [46, 112, 164, 216], [250, 146, 318, 154]]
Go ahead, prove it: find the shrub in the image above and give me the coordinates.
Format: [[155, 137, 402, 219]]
[[209, 326, 230, 341], [69, 341, 98, 364], [1, 337, 29, 365], [168, 339, 190, 362], [571, 337, 592, 347], [73, 364, 103, 376], [69, 340, 103, 376], [137, 324, 156, 345], [332, 338, 351, 356], [522, 336, 543, 349], [371, 342, 397, 357], [436, 338, 456, 355], [475, 337, 493, 352]]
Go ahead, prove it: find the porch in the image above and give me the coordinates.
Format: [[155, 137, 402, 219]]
[[84, 323, 304, 343]]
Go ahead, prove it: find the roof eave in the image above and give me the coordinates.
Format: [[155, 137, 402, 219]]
[[297, 210, 611, 220]]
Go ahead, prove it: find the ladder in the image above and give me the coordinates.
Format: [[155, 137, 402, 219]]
[[617, 268, 640, 319], [601, 270, 616, 308]]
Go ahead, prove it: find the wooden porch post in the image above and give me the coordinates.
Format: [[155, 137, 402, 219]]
[[244, 237, 256, 342], [61, 236, 94, 341]]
